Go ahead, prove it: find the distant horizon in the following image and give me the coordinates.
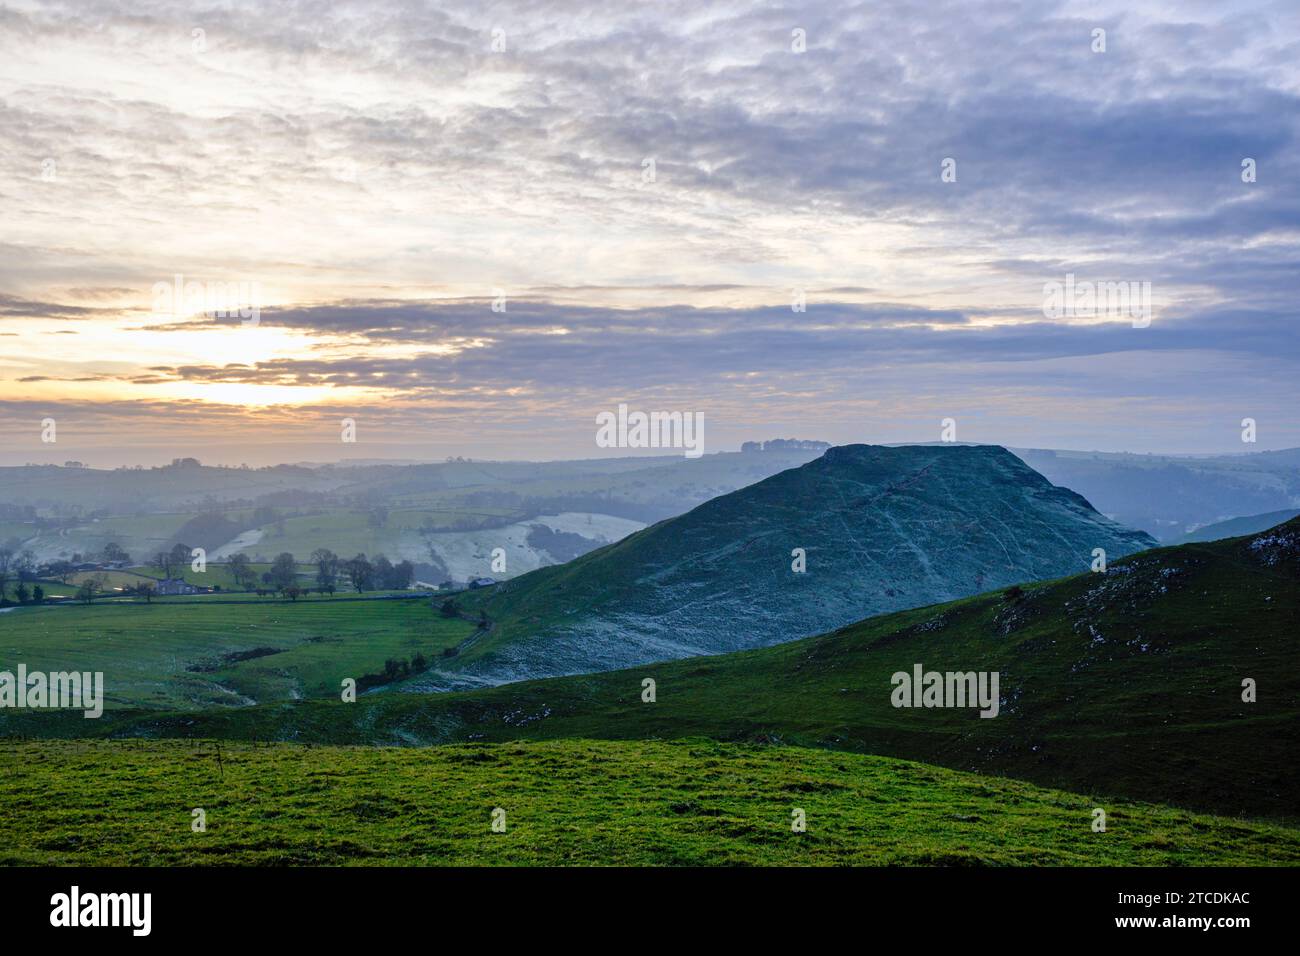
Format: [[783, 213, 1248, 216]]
[[5, 438, 1298, 472]]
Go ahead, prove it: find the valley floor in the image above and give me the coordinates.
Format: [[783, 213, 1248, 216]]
[[1, 738, 1295, 866]]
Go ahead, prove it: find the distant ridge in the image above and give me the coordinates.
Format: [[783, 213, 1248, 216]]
[[1177, 509, 1300, 544]]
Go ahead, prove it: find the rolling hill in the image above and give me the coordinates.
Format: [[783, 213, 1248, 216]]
[[66, 516, 1298, 819], [419, 444, 1156, 688]]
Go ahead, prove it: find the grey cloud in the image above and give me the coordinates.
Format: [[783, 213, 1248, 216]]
[[128, 299, 1300, 394]]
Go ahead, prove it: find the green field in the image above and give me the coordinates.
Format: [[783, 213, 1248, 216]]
[[1, 738, 1294, 866], [67, 568, 158, 590], [0, 598, 473, 710], [147, 588, 424, 603], [132, 561, 299, 591], [39, 561, 286, 596]]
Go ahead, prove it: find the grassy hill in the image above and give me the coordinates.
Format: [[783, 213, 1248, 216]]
[[42, 517, 1299, 820], [1, 738, 1294, 866], [422, 444, 1156, 689]]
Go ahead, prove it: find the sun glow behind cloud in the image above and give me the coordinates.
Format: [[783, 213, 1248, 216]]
[[158, 380, 371, 407]]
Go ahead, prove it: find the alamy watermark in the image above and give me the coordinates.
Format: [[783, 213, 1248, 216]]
[[891, 663, 1000, 718], [152, 273, 261, 326], [50, 886, 150, 936], [0, 665, 103, 718], [595, 403, 704, 458], [1043, 273, 1151, 327]]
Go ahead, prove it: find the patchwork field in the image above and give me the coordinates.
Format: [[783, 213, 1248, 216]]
[[0, 597, 473, 711], [0, 738, 1294, 866]]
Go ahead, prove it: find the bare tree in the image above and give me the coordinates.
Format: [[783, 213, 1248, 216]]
[[226, 552, 256, 591], [310, 548, 339, 595], [168, 542, 192, 577], [154, 550, 174, 579], [15, 550, 36, 584], [269, 552, 298, 594], [0, 547, 13, 601], [344, 554, 373, 593]]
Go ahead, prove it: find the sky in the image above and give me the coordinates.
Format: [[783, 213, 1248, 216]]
[[1, 0, 1297, 466]]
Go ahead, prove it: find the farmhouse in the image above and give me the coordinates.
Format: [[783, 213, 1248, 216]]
[[468, 577, 498, 589], [154, 578, 199, 596]]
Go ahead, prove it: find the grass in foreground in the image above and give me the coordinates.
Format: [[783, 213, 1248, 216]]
[[0, 738, 1295, 866]]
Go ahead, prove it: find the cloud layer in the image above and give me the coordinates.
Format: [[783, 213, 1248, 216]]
[[1, 0, 1297, 463]]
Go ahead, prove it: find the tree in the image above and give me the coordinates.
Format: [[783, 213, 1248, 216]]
[[373, 554, 394, 589], [101, 541, 131, 565], [168, 542, 192, 576], [31, 584, 44, 604], [0, 546, 13, 601], [344, 554, 374, 593], [15, 550, 36, 584], [154, 550, 174, 579], [15, 582, 29, 604], [390, 559, 415, 590], [135, 582, 155, 604], [268, 552, 298, 593], [310, 548, 339, 595], [227, 552, 256, 591], [76, 578, 97, 604], [47, 559, 75, 584]]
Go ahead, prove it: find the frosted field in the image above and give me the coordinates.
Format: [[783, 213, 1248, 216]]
[[415, 512, 645, 582]]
